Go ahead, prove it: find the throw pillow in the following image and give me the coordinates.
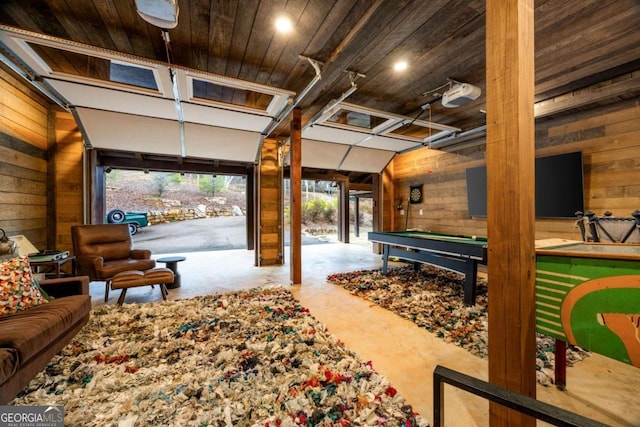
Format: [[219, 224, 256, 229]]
[[32, 277, 53, 301], [0, 255, 48, 317]]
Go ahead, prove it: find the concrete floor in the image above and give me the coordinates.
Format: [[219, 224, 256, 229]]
[[89, 243, 640, 426]]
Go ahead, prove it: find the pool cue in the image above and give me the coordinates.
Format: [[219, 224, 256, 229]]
[[404, 200, 410, 230]]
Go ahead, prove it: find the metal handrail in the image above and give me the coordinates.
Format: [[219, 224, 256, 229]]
[[433, 365, 609, 427]]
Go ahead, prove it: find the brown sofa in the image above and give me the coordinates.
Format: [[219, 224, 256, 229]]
[[0, 276, 91, 404]]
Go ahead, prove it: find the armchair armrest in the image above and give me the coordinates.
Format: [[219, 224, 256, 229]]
[[131, 249, 152, 259], [76, 255, 104, 280], [39, 276, 90, 298]]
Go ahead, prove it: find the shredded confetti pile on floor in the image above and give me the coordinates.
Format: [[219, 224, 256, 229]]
[[14, 287, 428, 427], [326, 266, 589, 386]]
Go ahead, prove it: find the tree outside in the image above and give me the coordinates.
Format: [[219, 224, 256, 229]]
[[106, 170, 247, 214], [106, 171, 372, 236]]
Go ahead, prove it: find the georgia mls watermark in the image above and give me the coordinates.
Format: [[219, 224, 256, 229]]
[[0, 406, 64, 427]]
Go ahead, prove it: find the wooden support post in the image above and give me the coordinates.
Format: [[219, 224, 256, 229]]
[[253, 166, 260, 266], [381, 165, 396, 231], [354, 196, 360, 238], [86, 148, 104, 225], [371, 173, 382, 253], [338, 181, 350, 243], [257, 138, 283, 266], [337, 183, 343, 241], [290, 108, 302, 284], [486, 1, 537, 426], [245, 165, 255, 251]]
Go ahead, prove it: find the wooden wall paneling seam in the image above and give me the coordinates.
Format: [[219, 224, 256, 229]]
[[535, 73, 640, 118], [0, 89, 47, 142], [0, 193, 45, 205], [111, 1, 162, 60], [0, 145, 47, 173], [92, 0, 136, 55], [34, 0, 87, 42], [261, 0, 320, 90], [0, 160, 47, 186], [243, 1, 301, 87], [205, 1, 236, 76], [546, 103, 640, 136], [0, 65, 48, 107], [221, 0, 258, 80], [0, 89, 49, 133], [60, 1, 116, 51]]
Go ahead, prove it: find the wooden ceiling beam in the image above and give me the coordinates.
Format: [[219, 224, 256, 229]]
[[349, 182, 373, 192], [535, 58, 640, 102], [98, 155, 252, 175], [295, 171, 350, 182], [535, 70, 640, 119]]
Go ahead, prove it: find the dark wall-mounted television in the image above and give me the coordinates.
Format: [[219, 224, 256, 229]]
[[465, 151, 585, 219]]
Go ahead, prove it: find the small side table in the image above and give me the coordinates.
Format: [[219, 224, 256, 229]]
[[30, 256, 76, 279], [156, 256, 186, 289]]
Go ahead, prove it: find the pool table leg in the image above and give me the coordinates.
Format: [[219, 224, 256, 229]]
[[382, 244, 390, 274], [555, 339, 567, 390], [463, 259, 479, 306]]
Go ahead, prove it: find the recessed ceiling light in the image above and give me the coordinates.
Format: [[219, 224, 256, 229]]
[[275, 16, 292, 33], [394, 61, 408, 72]]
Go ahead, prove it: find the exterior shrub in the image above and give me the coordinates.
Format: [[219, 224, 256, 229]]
[[302, 199, 335, 224]]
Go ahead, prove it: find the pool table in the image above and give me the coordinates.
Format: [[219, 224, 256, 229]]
[[368, 230, 488, 305]]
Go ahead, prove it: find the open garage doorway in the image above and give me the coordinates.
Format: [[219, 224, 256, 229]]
[[350, 192, 374, 244], [283, 179, 373, 246], [105, 169, 248, 253]]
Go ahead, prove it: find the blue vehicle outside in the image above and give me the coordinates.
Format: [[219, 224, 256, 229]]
[[106, 209, 149, 235]]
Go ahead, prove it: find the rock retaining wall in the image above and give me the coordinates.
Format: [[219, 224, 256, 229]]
[[147, 205, 244, 224]]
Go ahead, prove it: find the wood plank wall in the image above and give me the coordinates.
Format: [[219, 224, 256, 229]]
[[1, 64, 84, 254], [390, 98, 640, 240], [0, 63, 50, 250], [53, 111, 83, 252], [257, 137, 283, 265]]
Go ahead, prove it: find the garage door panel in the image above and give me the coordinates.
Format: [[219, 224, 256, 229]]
[[48, 80, 176, 120], [302, 125, 367, 145], [182, 103, 271, 132], [184, 122, 260, 162], [339, 146, 394, 173], [76, 108, 182, 155], [358, 135, 421, 152], [300, 139, 350, 169]]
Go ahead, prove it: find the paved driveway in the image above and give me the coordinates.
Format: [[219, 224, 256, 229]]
[[132, 216, 333, 254]]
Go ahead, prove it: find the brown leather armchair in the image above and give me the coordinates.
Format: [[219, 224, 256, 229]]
[[71, 224, 156, 301]]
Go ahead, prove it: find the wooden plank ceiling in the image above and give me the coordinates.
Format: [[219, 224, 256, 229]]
[[1, 0, 639, 181]]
